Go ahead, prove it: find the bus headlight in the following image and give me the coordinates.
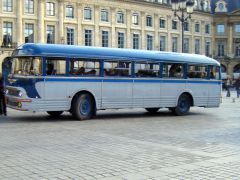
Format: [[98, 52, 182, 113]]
[[5, 89, 9, 95], [18, 91, 23, 97]]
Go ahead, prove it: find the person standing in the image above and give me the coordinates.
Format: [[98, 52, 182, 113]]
[[235, 76, 240, 98], [0, 73, 7, 116], [226, 76, 232, 97]]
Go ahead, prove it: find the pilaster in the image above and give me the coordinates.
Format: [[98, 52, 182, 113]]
[[94, 6, 100, 46], [141, 11, 146, 50], [17, 0, 23, 45], [154, 14, 159, 50], [111, 7, 116, 47], [77, 3, 83, 45], [59, 0, 64, 44], [38, 0, 45, 43], [126, 9, 131, 49]]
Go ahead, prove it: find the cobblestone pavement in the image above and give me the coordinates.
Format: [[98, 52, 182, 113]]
[[0, 93, 240, 179]]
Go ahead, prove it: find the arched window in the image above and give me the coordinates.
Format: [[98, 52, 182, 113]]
[[221, 64, 227, 73], [234, 64, 240, 73]]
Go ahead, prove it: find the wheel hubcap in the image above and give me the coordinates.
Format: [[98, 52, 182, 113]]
[[80, 99, 90, 115]]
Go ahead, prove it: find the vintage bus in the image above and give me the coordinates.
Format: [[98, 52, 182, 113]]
[[4, 43, 221, 120]]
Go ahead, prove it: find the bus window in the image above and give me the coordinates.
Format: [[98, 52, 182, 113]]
[[188, 65, 207, 79], [70, 59, 100, 76], [209, 66, 220, 80], [135, 62, 159, 78], [162, 63, 184, 78], [46, 58, 66, 75], [104, 61, 131, 77]]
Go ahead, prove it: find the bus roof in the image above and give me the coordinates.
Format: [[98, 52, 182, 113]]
[[14, 43, 220, 66]]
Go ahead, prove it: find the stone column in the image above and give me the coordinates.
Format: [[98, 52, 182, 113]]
[[77, 3, 83, 45], [59, 0, 64, 44], [111, 7, 116, 47], [201, 21, 205, 55], [126, 9, 131, 49], [94, 6, 100, 46], [38, 0, 45, 43], [167, 15, 172, 51], [16, 0, 23, 45], [228, 23, 233, 55], [141, 11, 146, 50], [211, 22, 216, 57], [154, 14, 159, 50]]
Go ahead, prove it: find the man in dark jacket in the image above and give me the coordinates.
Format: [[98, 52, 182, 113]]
[[0, 73, 7, 116], [235, 76, 240, 98]]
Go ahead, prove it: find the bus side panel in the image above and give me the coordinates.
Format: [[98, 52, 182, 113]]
[[185, 81, 208, 106], [208, 82, 221, 107], [133, 79, 161, 108], [160, 80, 186, 107], [101, 79, 133, 109]]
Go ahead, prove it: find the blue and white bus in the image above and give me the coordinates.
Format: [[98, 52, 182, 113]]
[[4, 43, 221, 120]]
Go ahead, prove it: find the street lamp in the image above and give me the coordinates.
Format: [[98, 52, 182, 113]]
[[171, 0, 194, 53]]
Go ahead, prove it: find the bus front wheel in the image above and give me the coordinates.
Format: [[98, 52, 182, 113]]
[[72, 93, 95, 120], [174, 94, 191, 116], [47, 111, 63, 117], [145, 108, 159, 113]]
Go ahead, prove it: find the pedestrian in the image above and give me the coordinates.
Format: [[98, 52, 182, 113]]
[[226, 76, 232, 97], [0, 73, 7, 116], [235, 76, 240, 98]]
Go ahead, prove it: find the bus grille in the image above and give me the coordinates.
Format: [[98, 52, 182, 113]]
[[7, 100, 18, 107]]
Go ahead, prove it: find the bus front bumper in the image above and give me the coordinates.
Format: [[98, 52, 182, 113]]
[[6, 96, 32, 111]]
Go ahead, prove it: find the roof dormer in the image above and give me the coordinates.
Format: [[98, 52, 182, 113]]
[[215, 0, 228, 13]]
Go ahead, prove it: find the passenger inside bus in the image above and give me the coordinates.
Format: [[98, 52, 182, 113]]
[[169, 64, 182, 78], [46, 63, 56, 75]]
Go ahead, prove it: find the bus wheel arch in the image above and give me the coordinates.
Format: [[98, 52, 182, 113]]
[[71, 90, 97, 120], [174, 92, 194, 116]]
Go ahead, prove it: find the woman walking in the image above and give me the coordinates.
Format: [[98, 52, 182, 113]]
[[235, 76, 240, 98]]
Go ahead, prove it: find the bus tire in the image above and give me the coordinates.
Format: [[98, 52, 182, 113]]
[[47, 111, 63, 117], [145, 108, 159, 113], [72, 93, 95, 120], [174, 94, 191, 116]]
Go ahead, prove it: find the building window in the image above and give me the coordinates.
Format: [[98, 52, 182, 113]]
[[205, 41, 211, 56], [132, 13, 139, 25], [217, 41, 225, 57], [195, 23, 200, 32], [172, 20, 178, 30], [160, 18, 165, 28], [67, 28, 74, 45], [147, 35, 153, 50], [184, 38, 189, 53], [66, 5, 74, 18], [25, 23, 34, 43], [217, 24, 225, 34], [3, 0, 12, 12], [160, 36, 166, 51], [2, 22, 13, 47], [25, 0, 34, 14], [205, 24, 210, 34], [235, 24, 240, 33], [101, 9, 109, 22], [47, 25, 55, 44], [172, 37, 178, 52], [117, 11, 124, 24], [146, 15, 152, 27], [46, 2, 55, 16], [102, 31, 109, 47], [184, 22, 189, 31], [195, 39, 200, 54], [85, 29, 92, 46], [132, 33, 139, 49], [118, 32, 124, 48], [84, 7, 92, 20], [235, 44, 240, 57]]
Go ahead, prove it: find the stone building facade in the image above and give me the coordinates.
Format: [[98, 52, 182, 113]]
[[1, 0, 234, 77]]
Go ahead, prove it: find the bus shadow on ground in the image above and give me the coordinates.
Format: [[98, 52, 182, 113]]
[[2, 109, 205, 123]]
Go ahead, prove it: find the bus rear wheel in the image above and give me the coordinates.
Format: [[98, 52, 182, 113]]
[[174, 94, 191, 116], [47, 111, 63, 117], [145, 108, 159, 113], [72, 93, 95, 120]]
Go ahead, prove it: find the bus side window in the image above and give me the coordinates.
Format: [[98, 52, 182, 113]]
[[188, 65, 207, 79], [135, 62, 159, 78], [104, 61, 131, 77], [163, 63, 184, 78], [46, 58, 66, 76], [69, 59, 100, 76]]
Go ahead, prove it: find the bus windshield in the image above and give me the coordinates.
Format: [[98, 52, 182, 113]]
[[12, 57, 42, 76]]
